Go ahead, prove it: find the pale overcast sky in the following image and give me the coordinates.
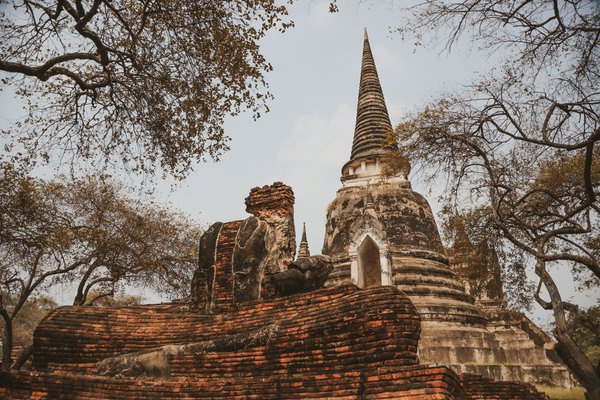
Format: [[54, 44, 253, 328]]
[[0, 0, 594, 322], [154, 0, 495, 246]]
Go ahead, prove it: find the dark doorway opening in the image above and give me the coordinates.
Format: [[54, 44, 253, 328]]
[[357, 235, 382, 288]]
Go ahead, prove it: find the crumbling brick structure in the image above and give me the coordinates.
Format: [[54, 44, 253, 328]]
[[0, 182, 550, 399], [0, 31, 567, 400], [0, 285, 548, 399], [193, 182, 297, 312], [323, 30, 576, 391]]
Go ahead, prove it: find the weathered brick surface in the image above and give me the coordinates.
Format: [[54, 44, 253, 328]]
[[245, 181, 295, 219], [195, 182, 297, 309], [1, 365, 461, 399], [460, 374, 549, 399], [212, 220, 244, 308], [1, 286, 468, 399], [1, 286, 550, 399], [33, 286, 419, 372], [0, 369, 545, 400]]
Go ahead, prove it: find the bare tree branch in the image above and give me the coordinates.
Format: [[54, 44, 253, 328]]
[[1, 0, 293, 179]]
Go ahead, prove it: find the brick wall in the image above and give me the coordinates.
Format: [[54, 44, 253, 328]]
[[1, 285, 551, 399], [245, 182, 295, 219], [1, 365, 461, 399], [33, 286, 418, 371], [460, 374, 549, 399]]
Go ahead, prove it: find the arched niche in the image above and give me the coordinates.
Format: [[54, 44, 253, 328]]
[[357, 235, 382, 288]]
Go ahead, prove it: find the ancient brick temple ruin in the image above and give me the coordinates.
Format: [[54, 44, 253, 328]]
[[322, 30, 577, 390], [0, 182, 550, 399], [0, 31, 579, 399]]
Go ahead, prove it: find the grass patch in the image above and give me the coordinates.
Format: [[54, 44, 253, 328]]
[[535, 385, 585, 400]]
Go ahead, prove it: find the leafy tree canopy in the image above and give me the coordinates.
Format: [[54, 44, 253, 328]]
[[0, 0, 293, 179], [2, 295, 57, 349], [571, 305, 600, 356], [0, 165, 201, 370]]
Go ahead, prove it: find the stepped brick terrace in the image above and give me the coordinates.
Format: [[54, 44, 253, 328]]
[[1, 284, 548, 399]]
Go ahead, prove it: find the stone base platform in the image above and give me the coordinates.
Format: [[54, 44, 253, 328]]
[[419, 314, 578, 390]]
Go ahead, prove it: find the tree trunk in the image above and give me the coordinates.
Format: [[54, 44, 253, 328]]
[[555, 333, 600, 400], [536, 260, 600, 399], [73, 263, 96, 306], [0, 310, 13, 372]]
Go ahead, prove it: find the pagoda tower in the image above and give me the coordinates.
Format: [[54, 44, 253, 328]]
[[323, 29, 485, 325], [322, 30, 575, 388]]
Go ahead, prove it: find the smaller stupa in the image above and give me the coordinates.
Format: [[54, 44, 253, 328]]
[[297, 223, 311, 259]]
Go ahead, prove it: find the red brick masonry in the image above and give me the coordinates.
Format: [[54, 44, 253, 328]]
[[0, 286, 547, 399], [212, 220, 244, 308], [245, 182, 295, 219]]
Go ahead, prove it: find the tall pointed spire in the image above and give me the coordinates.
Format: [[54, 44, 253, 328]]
[[297, 223, 310, 259], [349, 29, 395, 162]]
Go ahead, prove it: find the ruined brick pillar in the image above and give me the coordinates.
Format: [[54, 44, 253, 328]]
[[244, 182, 296, 299], [245, 182, 295, 220], [194, 182, 296, 312]]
